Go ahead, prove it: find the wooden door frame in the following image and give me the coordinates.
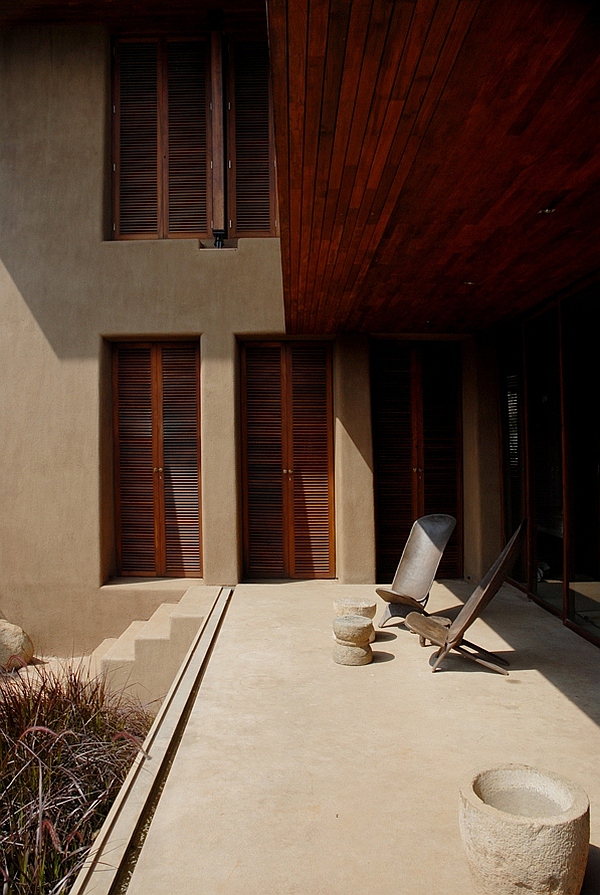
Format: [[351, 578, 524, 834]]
[[371, 338, 463, 579], [239, 339, 335, 579], [112, 339, 202, 577]]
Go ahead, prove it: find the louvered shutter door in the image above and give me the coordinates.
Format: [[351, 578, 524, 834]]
[[115, 345, 157, 574], [230, 42, 274, 236], [371, 343, 414, 582], [161, 344, 202, 574], [243, 345, 286, 577], [167, 42, 209, 236], [421, 344, 462, 578], [290, 344, 334, 577], [117, 42, 159, 237]]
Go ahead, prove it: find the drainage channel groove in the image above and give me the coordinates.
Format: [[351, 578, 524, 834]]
[[110, 587, 233, 895], [69, 586, 234, 895]]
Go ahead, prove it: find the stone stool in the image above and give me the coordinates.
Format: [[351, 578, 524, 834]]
[[333, 597, 377, 642], [332, 614, 374, 665]]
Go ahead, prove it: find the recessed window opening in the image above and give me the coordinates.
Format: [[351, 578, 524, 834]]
[[112, 35, 275, 241]]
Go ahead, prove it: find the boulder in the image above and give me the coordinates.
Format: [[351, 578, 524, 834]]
[[0, 619, 35, 669]]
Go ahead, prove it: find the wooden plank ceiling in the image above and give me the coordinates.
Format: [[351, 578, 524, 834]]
[[3, 0, 598, 334], [267, 0, 600, 334], [0, 1, 267, 37]]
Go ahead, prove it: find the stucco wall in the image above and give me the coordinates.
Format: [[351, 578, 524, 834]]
[[0, 23, 385, 655], [0, 24, 286, 652], [334, 335, 375, 582]]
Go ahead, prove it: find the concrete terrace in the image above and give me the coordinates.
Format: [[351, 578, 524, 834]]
[[114, 582, 600, 894]]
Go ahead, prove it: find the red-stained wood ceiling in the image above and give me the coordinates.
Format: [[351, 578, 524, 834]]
[[3, 0, 599, 334], [267, 0, 600, 334]]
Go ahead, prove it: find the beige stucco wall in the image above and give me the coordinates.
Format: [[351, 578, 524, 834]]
[[0, 24, 287, 653], [0, 23, 384, 654], [334, 335, 376, 582]]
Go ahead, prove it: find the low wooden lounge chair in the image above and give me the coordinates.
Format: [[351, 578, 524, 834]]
[[404, 520, 526, 674], [377, 514, 456, 627]]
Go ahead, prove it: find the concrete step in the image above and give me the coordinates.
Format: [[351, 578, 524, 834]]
[[87, 637, 117, 678], [100, 620, 148, 697], [100, 587, 220, 709]]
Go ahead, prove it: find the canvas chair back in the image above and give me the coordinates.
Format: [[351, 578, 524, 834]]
[[390, 514, 456, 601], [447, 520, 526, 647]]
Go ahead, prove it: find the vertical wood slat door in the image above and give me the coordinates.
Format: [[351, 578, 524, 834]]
[[242, 342, 334, 579], [114, 342, 201, 576], [371, 341, 462, 582]]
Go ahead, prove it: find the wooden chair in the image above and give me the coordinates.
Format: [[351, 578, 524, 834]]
[[377, 514, 456, 627], [404, 520, 526, 674]]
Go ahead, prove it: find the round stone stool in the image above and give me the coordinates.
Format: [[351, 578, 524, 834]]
[[332, 614, 374, 665], [333, 597, 377, 642]]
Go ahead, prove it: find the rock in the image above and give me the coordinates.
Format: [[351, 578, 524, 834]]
[[0, 619, 35, 669]]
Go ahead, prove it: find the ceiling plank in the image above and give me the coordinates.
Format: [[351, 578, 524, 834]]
[[268, 0, 600, 334]]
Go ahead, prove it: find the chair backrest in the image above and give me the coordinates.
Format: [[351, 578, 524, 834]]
[[391, 514, 457, 601], [447, 520, 527, 647]]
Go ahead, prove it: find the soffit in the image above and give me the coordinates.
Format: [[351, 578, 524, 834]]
[[0, 0, 267, 36], [267, 0, 600, 334]]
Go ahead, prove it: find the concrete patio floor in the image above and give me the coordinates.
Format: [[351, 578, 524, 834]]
[[125, 581, 600, 895]]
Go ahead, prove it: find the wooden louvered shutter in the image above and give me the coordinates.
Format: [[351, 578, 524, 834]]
[[421, 343, 462, 577], [228, 42, 275, 236], [371, 343, 414, 581], [161, 345, 202, 574], [290, 344, 334, 577], [114, 342, 202, 577], [114, 345, 157, 574], [167, 41, 209, 237], [371, 342, 462, 582], [242, 344, 286, 577], [241, 342, 334, 578], [115, 42, 160, 238]]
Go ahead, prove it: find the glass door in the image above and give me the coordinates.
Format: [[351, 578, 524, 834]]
[[563, 292, 600, 638], [524, 308, 564, 613]]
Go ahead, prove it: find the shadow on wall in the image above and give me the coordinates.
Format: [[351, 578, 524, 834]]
[[0, 26, 283, 362]]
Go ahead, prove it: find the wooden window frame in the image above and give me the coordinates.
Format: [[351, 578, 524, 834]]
[[112, 34, 277, 241]]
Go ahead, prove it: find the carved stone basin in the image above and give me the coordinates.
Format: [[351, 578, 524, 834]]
[[459, 764, 589, 895]]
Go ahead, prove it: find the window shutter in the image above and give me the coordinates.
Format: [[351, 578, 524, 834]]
[[114, 343, 202, 577], [114, 345, 157, 573], [371, 343, 414, 581], [242, 344, 286, 577], [167, 41, 209, 236], [116, 42, 159, 237], [242, 342, 334, 579], [114, 35, 275, 240], [421, 344, 462, 578], [290, 344, 334, 577], [371, 342, 462, 581], [229, 42, 274, 236], [161, 344, 202, 574]]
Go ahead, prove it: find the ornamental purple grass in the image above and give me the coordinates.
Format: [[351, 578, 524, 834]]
[[0, 663, 153, 895]]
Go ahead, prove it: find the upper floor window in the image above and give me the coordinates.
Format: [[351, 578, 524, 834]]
[[112, 36, 276, 241]]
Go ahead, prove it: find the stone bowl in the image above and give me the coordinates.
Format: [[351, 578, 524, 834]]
[[459, 764, 589, 895]]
